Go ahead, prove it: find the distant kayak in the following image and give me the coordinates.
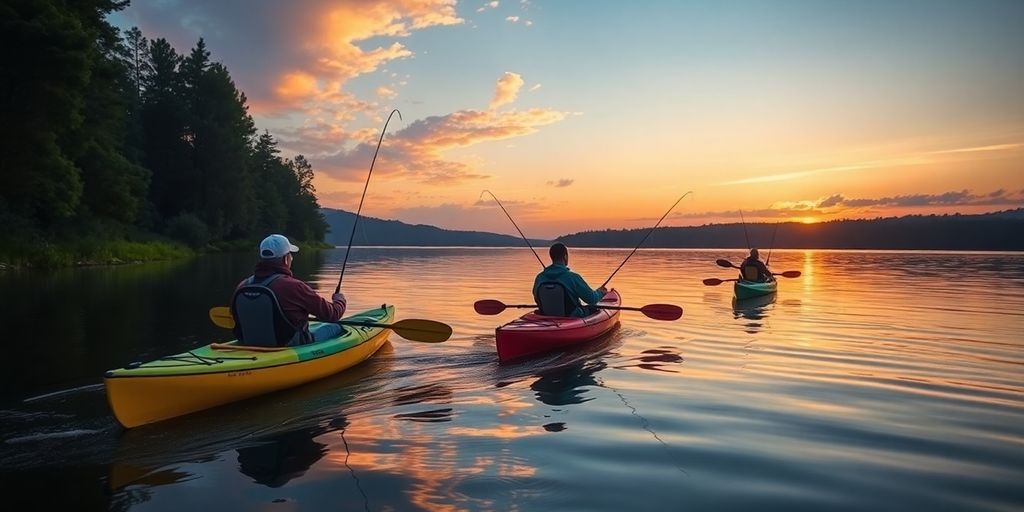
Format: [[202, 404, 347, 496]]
[[734, 278, 777, 300], [495, 289, 621, 362], [104, 305, 394, 428]]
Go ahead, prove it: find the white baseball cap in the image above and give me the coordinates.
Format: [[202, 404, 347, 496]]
[[259, 234, 299, 259]]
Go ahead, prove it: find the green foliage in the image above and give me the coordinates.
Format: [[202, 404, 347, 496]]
[[0, 0, 91, 223], [165, 213, 211, 249], [0, 3, 329, 266], [0, 237, 192, 270]]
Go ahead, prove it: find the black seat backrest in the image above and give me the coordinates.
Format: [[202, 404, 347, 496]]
[[536, 281, 578, 317], [742, 265, 760, 281], [230, 274, 302, 346]]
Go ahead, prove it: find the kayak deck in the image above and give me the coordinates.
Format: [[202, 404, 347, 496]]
[[734, 278, 778, 300], [104, 304, 394, 428], [495, 289, 621, 362]]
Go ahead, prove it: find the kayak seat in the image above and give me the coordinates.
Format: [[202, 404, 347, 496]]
[[536, 281, 578, 317], [741, 265, 761, 282], [231, 274, 309, 347]]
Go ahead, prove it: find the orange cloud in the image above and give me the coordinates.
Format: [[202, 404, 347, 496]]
[[315, 104, 567, 184], [718, 141, 1023, 186], [275, 71, 319, 99], [672, 189, 1024, 223], [489, 72, 524, 110]]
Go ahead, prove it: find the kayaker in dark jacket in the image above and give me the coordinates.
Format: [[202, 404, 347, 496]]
[[232, 234, 347, 346], [740, 248, 772, 282], [533, 243, 607, 317]]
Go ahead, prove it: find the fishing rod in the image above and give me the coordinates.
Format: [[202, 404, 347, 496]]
[[480, 190, 545, 268], [599, 191, 692, 289], [337, 109, 402, 293], [739, 209, 752, 250], [766, 222, 780, 266]]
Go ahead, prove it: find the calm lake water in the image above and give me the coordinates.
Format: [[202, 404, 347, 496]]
[[1, 248, 1022, 511]]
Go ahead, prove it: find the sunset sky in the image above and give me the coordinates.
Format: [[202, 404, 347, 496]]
[[112, 0, 1024, 238]]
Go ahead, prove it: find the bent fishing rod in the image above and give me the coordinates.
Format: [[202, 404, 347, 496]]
[[599, 191, 693, 289], [480, 189, 545, 268], [337, 109, 402, 293]]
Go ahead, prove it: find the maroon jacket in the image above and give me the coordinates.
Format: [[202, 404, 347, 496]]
[[236, 261, 346, 329]]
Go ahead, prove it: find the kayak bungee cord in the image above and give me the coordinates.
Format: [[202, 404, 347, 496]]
[[598, 191, 692, 289], [338, 109, 402, 294], [138, 352, 258, 368], [480, 189, 545, 268]]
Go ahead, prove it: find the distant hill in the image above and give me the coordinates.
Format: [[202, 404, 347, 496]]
[[322, 208, 551, 247], [556, 209, 1024, 251]]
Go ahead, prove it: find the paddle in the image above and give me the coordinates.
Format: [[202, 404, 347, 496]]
[[337, 109, 402, 294], [717, 258, 739, 269], [598, 191, 692, 289], [702, 278, 739, 286], [703, 270, 802, 286], [208, 307, 452, 343], [473, 299, 683, 321]]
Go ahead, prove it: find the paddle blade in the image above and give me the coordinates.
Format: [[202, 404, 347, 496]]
[[474, 299, 507, 315], [779, 270, 802, 278], [703, 278, 725, 286], [390, 319, 453, 343], [716, 259, 736, 269], [209, 307, 235, 329], [640, 304, 683, 321]]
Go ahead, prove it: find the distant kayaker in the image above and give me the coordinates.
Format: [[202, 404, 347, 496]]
[[231, 234, 347, 346], [740, 248, 772, 282], [533, 242, 608, 317]]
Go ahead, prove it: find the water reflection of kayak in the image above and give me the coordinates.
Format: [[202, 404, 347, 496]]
[[109, 346, 392, 490], [732, 292, 777, 311]]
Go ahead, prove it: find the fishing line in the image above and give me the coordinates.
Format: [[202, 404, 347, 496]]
[[480, 189, 545, 267], [338, 109, 402, 293]]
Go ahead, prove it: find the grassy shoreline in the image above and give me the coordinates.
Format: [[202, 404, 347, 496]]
[[0, 239, 194, 270], [0, 238, 333, 271]]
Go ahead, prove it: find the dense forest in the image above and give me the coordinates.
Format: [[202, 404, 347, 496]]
[[0, 0, 326, 266], [557, 210, 1024, 251]]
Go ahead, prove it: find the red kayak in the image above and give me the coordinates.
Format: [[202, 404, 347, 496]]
[[495, 289, 621, 362]]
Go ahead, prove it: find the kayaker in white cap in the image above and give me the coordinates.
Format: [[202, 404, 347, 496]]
[[230, 234, 347, 346]]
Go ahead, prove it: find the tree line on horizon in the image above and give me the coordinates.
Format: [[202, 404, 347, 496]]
[[0, 0, 326, 249], [556, 211, 1024, 251]]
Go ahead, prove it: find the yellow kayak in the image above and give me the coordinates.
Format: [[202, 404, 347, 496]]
[[104, 305, 394, 428]]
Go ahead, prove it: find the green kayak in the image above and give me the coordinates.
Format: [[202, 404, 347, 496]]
[[734, 277, 777, 300]]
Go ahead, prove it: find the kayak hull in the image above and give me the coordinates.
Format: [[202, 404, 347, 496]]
[[734, 279, 777, 300], [104, 305, 394, 428], [495, 289, 621, 363]]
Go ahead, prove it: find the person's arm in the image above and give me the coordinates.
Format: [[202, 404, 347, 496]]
[[293, 281, 346, 321], [570, 273, 605, 305]]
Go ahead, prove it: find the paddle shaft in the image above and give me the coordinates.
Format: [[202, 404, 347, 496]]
[[599, 191, 692, 289], [481, 189, 544, 268], [498, 303, 654, 313], [337, 109, 402, 294], [208, 307, 450, 341]]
